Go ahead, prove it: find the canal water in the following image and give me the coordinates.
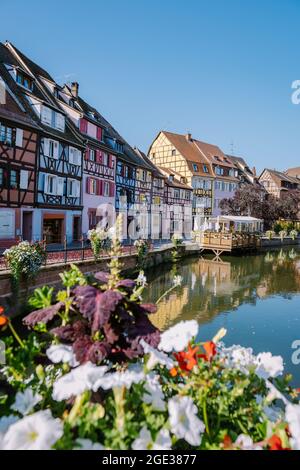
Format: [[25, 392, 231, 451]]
[[145, 248, 300, 384]]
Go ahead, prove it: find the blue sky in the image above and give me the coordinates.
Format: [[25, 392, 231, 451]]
[[1, 0, 300, 173]]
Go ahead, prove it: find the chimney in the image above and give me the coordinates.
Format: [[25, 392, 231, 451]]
[[71, 82, 79, 98], [185, 132, 192, 142], [252, 166, 256, 176]]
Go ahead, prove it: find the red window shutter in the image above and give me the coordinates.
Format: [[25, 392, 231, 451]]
[[96, 127, 102, 141], [96, 150, 103, 163], [109, 155, 114, 168], [97, 179, 103, 196], [85, 147, 89, 160], [86, 177, 90, 194], [80, 119, 88, 133], [109, 182, 115, 197]]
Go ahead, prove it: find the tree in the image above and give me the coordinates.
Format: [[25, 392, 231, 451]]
[[219, 185, 300, 229]]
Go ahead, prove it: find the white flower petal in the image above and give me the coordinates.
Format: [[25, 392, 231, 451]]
[[159, 320, 199, 352], [11, 388, 42, 416], [46, 344, 79, 367]]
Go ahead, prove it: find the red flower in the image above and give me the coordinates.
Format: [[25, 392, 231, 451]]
[[199, 341, 217, 362], [171, 343, 199, 376], [0, 306, 4, 316], [268, 435, 290, 451], [223, 435, 233, 450], [0, 315, 8, 328]]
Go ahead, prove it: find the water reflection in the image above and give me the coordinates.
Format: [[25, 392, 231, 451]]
[[147, 248, 300, 331]]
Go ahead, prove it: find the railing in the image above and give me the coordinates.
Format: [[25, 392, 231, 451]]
[[0, 237, 145, 271], [194, 231, 261, 251]]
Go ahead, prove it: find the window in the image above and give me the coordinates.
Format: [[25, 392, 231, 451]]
[[0, 123, 13, 146], [0, 168, 3, 186], [49, 140, 59, 159], [174, 189, 180, 199], [102, 152, 108, 166], [103, 181, 110, 197], [10, 170, 18, 189], [89, 149, 96, 162], [55, 113, 65, 131], [152, 152, 156, 158], [69, 147, 81, 166], [215, 166, 224, 176], [171, 149, 176, 156], [67, 179, 79, 197], [41, 106, 65, 131], [90, 178, 97, 195], [193, 163, 198, 172], [16, 71, 33, 91], [203, 165, 209, 173]]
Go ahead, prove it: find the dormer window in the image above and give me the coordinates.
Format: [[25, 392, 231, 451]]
[[53, 87, 59, 98], [16, 70, 33, 91], [69, 98, 75, 108], [193, 163, 199, 172], [169, 174, 174, 182], [203, 165, 209, 173]]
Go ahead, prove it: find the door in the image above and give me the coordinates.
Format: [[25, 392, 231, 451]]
[[22, 211, 33, 241], [0, 210, 15, 239], [73, 216, 81, 241]]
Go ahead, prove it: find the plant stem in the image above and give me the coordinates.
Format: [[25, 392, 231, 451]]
[[203, 398, 210, 440], [156, 284, 179, 305], [8, 321, 25, 348]]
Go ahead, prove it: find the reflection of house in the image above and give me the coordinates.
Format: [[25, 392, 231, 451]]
[[150, 287, 189, 330]]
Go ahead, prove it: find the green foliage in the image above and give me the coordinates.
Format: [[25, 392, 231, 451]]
[[134, 239, 149, 270], [28, 286, 54, 309]]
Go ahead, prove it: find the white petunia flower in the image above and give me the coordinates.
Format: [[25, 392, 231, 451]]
[[136, 272, 147, 287], [0, 416, 19, 449], [168, 395, 205, 446], [143, 375, 166, 411], [255, 352, 284, 379], [158, 320, 199, 352], [11, 388, 42, 416], [132, 426, 171, 450], [235, 434, 262, 450], [52, 363, 109, 401], [173, 275, 183, 287], [285, 403, 300, 450], [2, 410, 63, 450], [46, 344, 79, 367], [220, 344, 257, 373], [140, 339, 174, 370], [75, 438, 105, 450], [92, 369, 145, 391]]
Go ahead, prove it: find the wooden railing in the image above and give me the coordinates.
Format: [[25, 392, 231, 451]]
[[194, 231, 261, 252]]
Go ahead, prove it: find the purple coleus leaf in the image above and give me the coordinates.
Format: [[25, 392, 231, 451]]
[[94, 272, 109, 284], [74, 286, 123, 332], [127, 314, 161, 348], [103, 322, 120, 344], [73, 334, 111, 364], [116, 279, 136, 290], [51, 320, 87, 342], [140, 303, 157, 314], [23, 302, 64, 328]]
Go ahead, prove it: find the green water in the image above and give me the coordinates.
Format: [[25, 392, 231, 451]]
[[145, 248, 300, 384]]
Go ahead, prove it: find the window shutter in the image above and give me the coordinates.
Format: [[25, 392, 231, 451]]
[[44, 174, 49, 193], [55, 113, 65, 131], [97, 179, 103, 196], [20, 170, 28, 189], [86, 177, 90, 194], [41, 106, 52, 126], [96, 150, 102, 163], [15, 128, 23, 147], [96, 127, 102, 141], [69, 147, 75, 164], [53, 141, 59, 159], [80, 119, 88, 133], [43, 138, 50, 157], [85, 147, 89, 160], [75, 180, 80, 198], [57, 177, 64, 196], [108, 155, 114, 168], [109, 182, 115, 197]]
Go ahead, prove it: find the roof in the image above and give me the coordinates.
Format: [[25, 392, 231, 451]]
[[158, 167, 193, 190], [134, 148, 165, 178], [260, 168, 300, 186], [157, 131, 239, 180], [285, 167, 300, 179], [210, 215, 263, 223], [0, 42, 83, 147], [5, 42, 54, 82]]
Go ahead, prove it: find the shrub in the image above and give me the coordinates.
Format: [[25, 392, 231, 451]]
[[87, 228, 111, 261], [265, 230, 275, 240], [279, 230, 287, 242], [289, 229, 298, 240], [134, 239, 149, 270], [4, 241, 46, 290]]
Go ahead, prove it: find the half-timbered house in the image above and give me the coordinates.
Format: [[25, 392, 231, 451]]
[[2, 42, 84, 244], [0, 62, 39, 248]]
